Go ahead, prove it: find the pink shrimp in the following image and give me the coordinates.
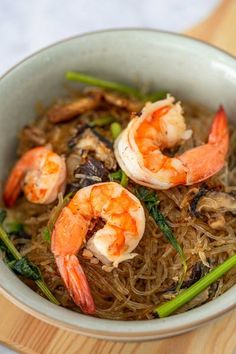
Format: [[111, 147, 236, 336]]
[[51, 182, 145, 314], [115, 96, 229, 189], [3, 146, 66, 207]]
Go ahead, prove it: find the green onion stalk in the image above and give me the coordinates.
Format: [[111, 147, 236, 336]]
[[155, 253, 236, 317], [110, 122, 122, 140], [66, 71, 168, 103], [0, 214, 59, 305], [66, 71, 141, 98]]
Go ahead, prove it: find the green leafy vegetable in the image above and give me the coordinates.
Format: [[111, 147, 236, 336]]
[[66, 71, 141, 98], [0, 209, 59, 305], [0, 240, 15, 262], [43, 227, 51, 242], [5, 222, 24, 234], [135, 187, 187, 285], [0, 210, 7, 224], [109, 169, 129, 187], [89, 115, 115, 127], [8, 257, 41, 281], [110, 122, 122, 140], [43, 192, 72, 242], [145, 91, 168, 102], [0, 211, 21, 260], [155, 253, 236, 317]]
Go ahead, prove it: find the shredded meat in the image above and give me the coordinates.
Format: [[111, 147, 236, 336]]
[[47, 92, 102, 123], [103, 92, 142, 112], [18, 125, 46, 155]]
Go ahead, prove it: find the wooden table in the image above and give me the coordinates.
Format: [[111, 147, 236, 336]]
[[1, 0, 236, 353]]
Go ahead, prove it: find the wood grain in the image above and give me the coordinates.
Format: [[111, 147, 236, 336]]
[[185, 0, 236, 56], [1, 0, 236, 353], [0, 293, 235, 354]]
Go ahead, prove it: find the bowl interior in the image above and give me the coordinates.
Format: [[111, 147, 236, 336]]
[[0, 29, 235, 340]]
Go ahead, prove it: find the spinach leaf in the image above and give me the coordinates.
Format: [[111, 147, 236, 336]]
[[135, 186, 187, 285], [0, 240, 15, 262], [109, 169, 129, 187], [42, 227, 51, 242], [8, 257, 42, 281], [0, 209, 59, 304], [0, 209, 7, 224], [5, 222, 24, 235]]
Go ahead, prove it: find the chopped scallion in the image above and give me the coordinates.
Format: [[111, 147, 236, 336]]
[[110, 122, 122, 140]]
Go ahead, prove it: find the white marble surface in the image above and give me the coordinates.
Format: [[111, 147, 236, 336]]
[[0, 1, 220, 353], [0, 347, 15, 354], [0, 0, 220, 76]]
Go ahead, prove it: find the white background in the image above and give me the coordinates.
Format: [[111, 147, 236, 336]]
[[0, 0, 222, 353], [0, 0, 220, 76]]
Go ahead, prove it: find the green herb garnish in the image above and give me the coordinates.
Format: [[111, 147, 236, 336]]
[[5, 221, 24, 234], [0, 209, 59, 305], [8, 257, 42, 281], [89, 115, 115, 127], [145, 91, 168, 102], [0, 210, 7, 224], [135, 187, 187, 285], [110, 122, 122, 140], [155, 253, 236, 317], [42, 227, 51, 242], [109, 169, 129, 188], [66, 71, 141, 98]]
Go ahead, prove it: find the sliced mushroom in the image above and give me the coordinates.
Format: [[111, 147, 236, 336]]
[[196, 191, 236, 215], [73, 128, 116, 170], [73, 157, 109, 188], [181, 262, 208, 288], [190, 185, 208, 216], [47, 92, 101, 123]]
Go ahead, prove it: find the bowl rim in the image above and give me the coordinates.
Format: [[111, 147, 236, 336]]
[[0, 28, 236, 341]]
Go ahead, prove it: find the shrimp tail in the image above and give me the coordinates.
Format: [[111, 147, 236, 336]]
[[56, 255, 96, 314], [208, 105, 228, 149], [179, 106, 229, 184], [3, 163, 24, 207]]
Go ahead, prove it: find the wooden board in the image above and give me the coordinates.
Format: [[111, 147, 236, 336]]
[[0, 293, 235, 354], [1, 0, 236, 353]]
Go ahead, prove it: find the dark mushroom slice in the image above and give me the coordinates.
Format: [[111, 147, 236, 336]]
[[73, 158, 109, 188], [181, 262, 209, 289], [67, 123, 90, 149], [47, 91, 102, 123], [72, 128, 117, 170], [190, 184, 208, 217], [196, 191, 236, 215]]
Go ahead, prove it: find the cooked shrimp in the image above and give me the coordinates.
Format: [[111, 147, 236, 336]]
[[51, 182, 145, 314], [115, 96, 229, 189], [3, 146, 66, 207]]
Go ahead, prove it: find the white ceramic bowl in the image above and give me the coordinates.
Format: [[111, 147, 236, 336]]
[[0, 29, 235, 341]]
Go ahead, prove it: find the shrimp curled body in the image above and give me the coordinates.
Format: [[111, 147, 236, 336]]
[[3, 146, 66, 207], [51, 182, 145, 314], [114, 96, 229, 189]]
